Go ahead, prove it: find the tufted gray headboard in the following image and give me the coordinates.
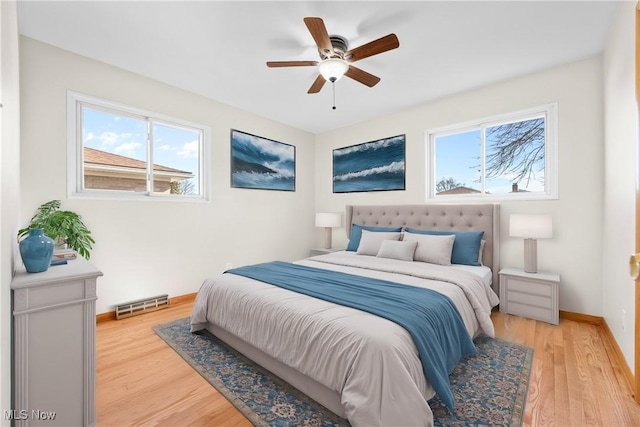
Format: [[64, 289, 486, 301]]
[[346, 204, 500, 292]]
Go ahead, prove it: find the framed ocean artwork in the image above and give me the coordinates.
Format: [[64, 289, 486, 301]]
[[333, 134, 406, 193], [230, 129, 296, 191]]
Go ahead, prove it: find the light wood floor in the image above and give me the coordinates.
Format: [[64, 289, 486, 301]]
[[97, 302, 640, 426]]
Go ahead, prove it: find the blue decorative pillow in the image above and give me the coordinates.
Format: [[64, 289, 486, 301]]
[[405, 228, 485, 266], [346, 224, 403, 252]]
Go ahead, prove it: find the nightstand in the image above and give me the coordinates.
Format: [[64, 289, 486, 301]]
[[499, 268, 560, 325], [309, 247, 344, 257]]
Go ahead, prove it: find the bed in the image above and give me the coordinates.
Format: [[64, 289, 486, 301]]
[[190, 204, 500, 426]]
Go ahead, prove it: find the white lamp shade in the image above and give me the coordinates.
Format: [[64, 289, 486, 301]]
[[318, 58, 349, 82], [509, 214, 553, 239], [315, 212, 342, 228]]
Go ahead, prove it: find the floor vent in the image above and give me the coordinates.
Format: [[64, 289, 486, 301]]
[[116, 294, 169, 319]]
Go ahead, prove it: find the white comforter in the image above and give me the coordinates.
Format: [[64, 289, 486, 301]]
[[190, 252, 499, 427]]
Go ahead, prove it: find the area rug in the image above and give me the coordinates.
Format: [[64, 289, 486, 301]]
[[153, 318, 533, 427]]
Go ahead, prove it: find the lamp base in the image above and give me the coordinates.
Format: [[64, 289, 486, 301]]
[[523, 238, 537, 273], [323, 228, 332, 249]]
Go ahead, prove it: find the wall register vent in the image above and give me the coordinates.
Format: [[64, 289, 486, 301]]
[[116, 294, 169, 319]]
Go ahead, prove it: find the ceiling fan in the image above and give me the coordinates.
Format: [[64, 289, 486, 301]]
[[266, 17, 400, 96]]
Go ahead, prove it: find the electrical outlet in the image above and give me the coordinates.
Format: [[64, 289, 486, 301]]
[[622, 309, 626, 331], [225, 262, 233, 270]]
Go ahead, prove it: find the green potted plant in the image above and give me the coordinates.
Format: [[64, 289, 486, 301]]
[[17, 200, 95, 259]]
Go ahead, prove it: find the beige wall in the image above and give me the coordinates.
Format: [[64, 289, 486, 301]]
[[1, 0, 21, 422], [19, 36, 316, 314], [315, 56, 605, 317], [603, 1, 636, 374]]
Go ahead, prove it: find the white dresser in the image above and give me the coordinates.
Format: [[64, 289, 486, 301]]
[[499, 267, 559, 325], [11, 258, 103, 427]]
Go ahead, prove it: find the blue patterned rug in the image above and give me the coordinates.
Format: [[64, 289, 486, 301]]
[[153, 318, 532, 426]]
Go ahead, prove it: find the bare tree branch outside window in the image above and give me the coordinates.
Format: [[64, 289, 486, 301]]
[[436, 177, 465, 193], [485, 118, 545, 186], [170, 180, 195, 195]]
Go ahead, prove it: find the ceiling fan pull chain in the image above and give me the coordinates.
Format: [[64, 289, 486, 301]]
[[332, 82, 337, 110]]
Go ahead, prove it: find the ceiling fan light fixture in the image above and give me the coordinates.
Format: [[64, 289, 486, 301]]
[[318, 58, 349, 82]]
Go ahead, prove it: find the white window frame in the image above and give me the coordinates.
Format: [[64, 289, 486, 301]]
[[67, 91, 211, 202], [425, 103, 558, 201]]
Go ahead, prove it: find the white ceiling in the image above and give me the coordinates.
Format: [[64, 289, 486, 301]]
[[17, 1, 621, 134]]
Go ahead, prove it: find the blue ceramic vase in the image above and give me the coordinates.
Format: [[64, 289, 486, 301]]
[[19, 228, 55, 273]]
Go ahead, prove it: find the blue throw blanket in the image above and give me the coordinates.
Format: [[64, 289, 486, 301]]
[[226, 261, 476, 411]]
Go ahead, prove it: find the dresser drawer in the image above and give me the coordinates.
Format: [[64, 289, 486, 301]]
[[507, 301, 553, 323], [506, 278, 552, 297], [507, 290, 552, 309]]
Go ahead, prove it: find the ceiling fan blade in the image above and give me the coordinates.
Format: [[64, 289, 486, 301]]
[[307, 75, 326, 94], [304, 17, 333, 56], [345, 65, 381, 87], [345, 34, 399, 62], [267, 60, 318, 68]]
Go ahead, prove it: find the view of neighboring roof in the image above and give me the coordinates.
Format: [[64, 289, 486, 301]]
[[437, 184, 531, 195], [83, 147, 191, 175], [436, 186, 481, 195]]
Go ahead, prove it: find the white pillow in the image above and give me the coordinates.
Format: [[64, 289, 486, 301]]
[[376, 240, 418, 261], [356, 230, 402, 256], [402, 233, 455, 266]]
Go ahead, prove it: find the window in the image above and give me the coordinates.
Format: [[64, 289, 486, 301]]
[[426, 103, 557, 200], [67, 91, 210, 201]]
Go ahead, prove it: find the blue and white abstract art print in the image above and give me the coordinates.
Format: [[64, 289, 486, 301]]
[[231, 130, 295, 191], [333, 135, 406, 193]]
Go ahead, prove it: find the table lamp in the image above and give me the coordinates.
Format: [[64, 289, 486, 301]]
[[315, 212, 342, 249], [509, 213, 553, 273]]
